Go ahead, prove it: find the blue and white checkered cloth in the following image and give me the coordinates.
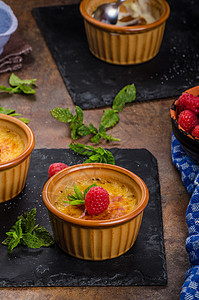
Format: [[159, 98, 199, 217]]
[[171, 133, 199, 299]]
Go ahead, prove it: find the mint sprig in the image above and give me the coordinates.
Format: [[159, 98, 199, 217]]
[[2, 208, 54, 253], [0, 73, 37, 95], [51, 106, 119, 142], [69, 142, 115, 164], [63, 184, 97, 205], [0, 106, 30, 124], [50, 84, 136, 144]]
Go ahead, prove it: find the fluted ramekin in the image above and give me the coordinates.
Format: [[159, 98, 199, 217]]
[[0, 114, 35, 202], [80, 0, 170, 65], [42, 163, 149, 260]]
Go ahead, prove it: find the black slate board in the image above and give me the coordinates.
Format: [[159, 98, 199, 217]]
[[0, 148, 167, 287], [32, 0, 199, 109]]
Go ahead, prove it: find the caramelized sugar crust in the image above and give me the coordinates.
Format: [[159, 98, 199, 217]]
[[0, 126, 25, 163], [54, 177, 138, 220]]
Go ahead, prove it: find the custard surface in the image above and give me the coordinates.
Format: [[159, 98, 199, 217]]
[[54, 177, 138, 220], [0, 126, 25, 163]]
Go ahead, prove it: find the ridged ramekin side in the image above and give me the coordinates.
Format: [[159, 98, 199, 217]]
[[49, 211, 143, 260], [84, 20, 166, 64], [0, 156, 31, 203]]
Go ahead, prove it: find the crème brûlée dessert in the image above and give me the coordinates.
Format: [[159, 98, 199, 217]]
[[54, 177, 138, 220], [42, 163, 149, 260], [0, 125, 25, 163]]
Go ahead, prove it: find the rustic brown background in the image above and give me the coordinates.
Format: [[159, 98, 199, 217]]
[[0, 0, 190, 299]]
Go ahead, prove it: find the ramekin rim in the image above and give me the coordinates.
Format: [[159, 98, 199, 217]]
[[0, 114, 35, 170], [80, 0, 170, 32], [42, 163, 149, 227]]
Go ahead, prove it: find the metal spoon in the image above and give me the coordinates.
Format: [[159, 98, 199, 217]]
[[93, 0, 126, 25]]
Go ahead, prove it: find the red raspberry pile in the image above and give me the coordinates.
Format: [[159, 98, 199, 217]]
[[85, 186, 110, 215], [177, 93, 199, 138]]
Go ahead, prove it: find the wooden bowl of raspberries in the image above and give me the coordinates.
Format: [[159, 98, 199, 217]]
[[170, 86, 199, 163]]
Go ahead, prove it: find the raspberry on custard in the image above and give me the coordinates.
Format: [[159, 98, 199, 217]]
[[85, 186, 109, 215], [178, 110, 199, 134]]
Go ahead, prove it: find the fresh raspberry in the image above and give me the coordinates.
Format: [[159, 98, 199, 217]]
[[178, 110, 199, 133], [48, 163, 68, 178], [177, 93, 199, 114], [192, 125, 199, 138], [85, 186, 109, 215]]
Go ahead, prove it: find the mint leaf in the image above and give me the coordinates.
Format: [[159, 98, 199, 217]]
[[89, 123, 98, 134], [74, 106, 84, 124], [50, 108, 73, 123], [2, 219, 23, 253], [9, 73, 21, 86], [77, 125, 91, 137], [69, 143, 95, 156], [0, 107, 15, 115], [74, 185, 84, 200], [90, 133, 101, 144], [90, 125, 119, 144], [98, 125, 120, 142], [96, 147, 105, 155], [103, 150, 115, 164], [32, 226, 54, 247], [9, 73, 37, 87], [18, 208, 36, 233], [18, 84, 35, 94], [8, 219, 23, 238], [70, 106, 83, 128], [70, 123, 81, 140], [66, 185, 84, 202], [22, 226, 54, 248], [67, 195, 78, 201], [18, 117, 30, 124], [7, 236, 21, 254], [68, 106, 87, 140], [112, 84, 136, 112], [64, 199, 85, 205], [86, 154, 101, 162], [99, 131, 120, 142], [0, 86, 14, 93], [69, 143, 115, 164], [22, 232, 44, 248], [100, 109, 119, 129], [0, 85, 21, 94], [9, 113, 22, 117]]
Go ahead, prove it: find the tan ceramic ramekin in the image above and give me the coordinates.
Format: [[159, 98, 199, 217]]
[[42, 163, 149, 260], [0, 114, 35, 202], [80, 0, 170, 65]]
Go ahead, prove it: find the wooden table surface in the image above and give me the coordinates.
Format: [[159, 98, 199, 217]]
[[0, 0, 190, 299]]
